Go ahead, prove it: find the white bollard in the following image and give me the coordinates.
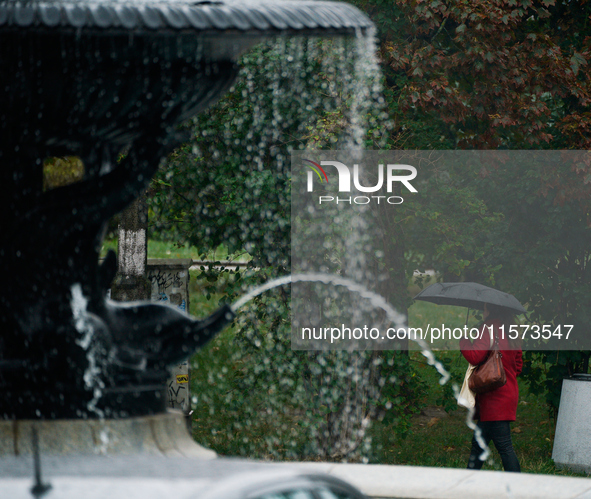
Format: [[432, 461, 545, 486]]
[[552, 375, 591, 474]]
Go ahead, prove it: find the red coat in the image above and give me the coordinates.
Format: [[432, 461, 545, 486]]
[[460, 318, 523, 421]]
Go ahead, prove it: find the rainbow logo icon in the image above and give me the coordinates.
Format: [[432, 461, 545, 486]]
[[304, 159, 328, 183]]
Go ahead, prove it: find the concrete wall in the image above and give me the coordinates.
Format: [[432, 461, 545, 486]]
[[147, 259, 193, 417]]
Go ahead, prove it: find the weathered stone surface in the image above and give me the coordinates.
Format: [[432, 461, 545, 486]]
[[552, 377, 591, 474], [111, 196, 151, 302], [0, 411, 214, 459]]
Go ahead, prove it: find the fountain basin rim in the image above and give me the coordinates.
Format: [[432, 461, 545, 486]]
[[0, 411, 216, 458], [0, 25, 371, 37], [0, 0, 374, 33]]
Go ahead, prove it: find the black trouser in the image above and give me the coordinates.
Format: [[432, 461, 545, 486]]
[[468, 420, 521, 472]]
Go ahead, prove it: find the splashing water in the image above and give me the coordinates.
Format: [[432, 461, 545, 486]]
[[231, 273, 490, 462], [149, 30, 490, 462], [71, 283, 105, 420], [346, 27, 386, 149], [96, 428, 112, 456]]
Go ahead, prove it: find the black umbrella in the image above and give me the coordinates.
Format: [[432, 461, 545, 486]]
[[413, 282, 526, 315]]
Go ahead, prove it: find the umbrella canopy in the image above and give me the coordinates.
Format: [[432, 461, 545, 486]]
[[414, 282, 526, 315]]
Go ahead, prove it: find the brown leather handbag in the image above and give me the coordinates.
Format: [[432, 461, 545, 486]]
[[468, 327, 507, 395]]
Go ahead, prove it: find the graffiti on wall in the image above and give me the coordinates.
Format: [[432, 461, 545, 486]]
[[148, 268, 187, 311], [167, 363, 190, 412], [147, 263, 191, 414]]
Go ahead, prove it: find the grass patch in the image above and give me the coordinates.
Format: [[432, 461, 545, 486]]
[[100, 239, 250, 262], [409, 300, 475, 331]]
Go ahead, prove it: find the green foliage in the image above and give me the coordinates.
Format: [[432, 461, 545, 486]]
[[375, 352, 428, 432], [377, 0, 590, 149], [522, 350, 590, 419]]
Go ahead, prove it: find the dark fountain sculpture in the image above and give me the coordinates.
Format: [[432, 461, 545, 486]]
[[0, 0, 371, 425]]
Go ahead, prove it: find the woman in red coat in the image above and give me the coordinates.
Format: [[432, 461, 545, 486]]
[[460, 303, 523, 472]]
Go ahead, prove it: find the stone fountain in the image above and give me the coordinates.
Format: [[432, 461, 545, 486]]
[[0, 0, 372, 463]]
